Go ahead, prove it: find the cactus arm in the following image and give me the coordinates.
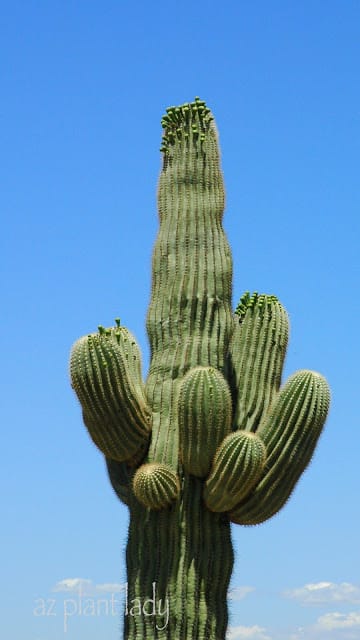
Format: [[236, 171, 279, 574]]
[[132, 462, 180, 509], [202, 293, 288, 512], [70, 323, 151, 464], [227, 293, 289, 432], [229, 369, 330, 525], [105, 458, 133, 506], [204, 294, 330, 522], [204, 431, 267, 512], [178, 366, 233, 477]]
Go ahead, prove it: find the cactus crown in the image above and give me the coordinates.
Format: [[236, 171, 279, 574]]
[[234, 291, 280, 320], [95, 318, 134, 347], [160, 96, 214, 155]]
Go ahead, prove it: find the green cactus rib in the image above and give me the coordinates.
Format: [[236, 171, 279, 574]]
[[228, 292, 289, 432], [178, 366, 232, 477], [230, 370, 330, 525], [70, 97, 330, 639], [204, 431, 267, 512], [70, 325, 151, 463], [132, 462, 180, 509]]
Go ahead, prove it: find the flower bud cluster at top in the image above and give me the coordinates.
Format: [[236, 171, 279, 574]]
[[160, 96, 214, 154], [95, 317, 119, 336], [235, 291, 280, 320]]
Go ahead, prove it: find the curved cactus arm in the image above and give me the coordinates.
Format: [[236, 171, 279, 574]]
[[227, 293, 289, 432], [132, 462, 180, 509], [178, 366, 233, 478], [229, 370, 330, 525], [105, 457, 134, 507], [70, 321, 151, 465], [203, 431, 266, 512]]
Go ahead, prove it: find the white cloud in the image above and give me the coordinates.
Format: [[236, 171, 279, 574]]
[[228, 586, 255, 601], [284, 611, 360, 639], [283, 582, 360, 605], [315, 611, 360, 631], [226, 625, 272, 640], [52, 578, 125, 596], [306, 582, 333, 591], [52, 578, 94, 594]]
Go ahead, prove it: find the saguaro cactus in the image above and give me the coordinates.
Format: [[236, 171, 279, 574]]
[[70, 97, 330, 640]]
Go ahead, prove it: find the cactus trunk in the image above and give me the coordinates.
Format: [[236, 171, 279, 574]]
[[70, 97, 330, 640], [125, 476, 233, 639], [122, 101, 234, 638]]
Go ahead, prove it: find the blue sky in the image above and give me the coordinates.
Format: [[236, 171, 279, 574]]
[[1, 2, 359, 639]]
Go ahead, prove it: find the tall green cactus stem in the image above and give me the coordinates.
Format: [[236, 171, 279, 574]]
[[145, 98, 233, 471], [126, 96, 234, 638], [70, 97, 330, 640]]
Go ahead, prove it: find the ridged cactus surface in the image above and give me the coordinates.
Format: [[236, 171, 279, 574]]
[[178, 366, 232, 477], [70, 97, 330, 640]]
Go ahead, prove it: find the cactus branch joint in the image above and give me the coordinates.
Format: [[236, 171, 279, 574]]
[[70, 97, 330, 640]]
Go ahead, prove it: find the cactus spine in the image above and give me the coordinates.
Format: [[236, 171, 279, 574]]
[[70, 97, 330, 639]]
